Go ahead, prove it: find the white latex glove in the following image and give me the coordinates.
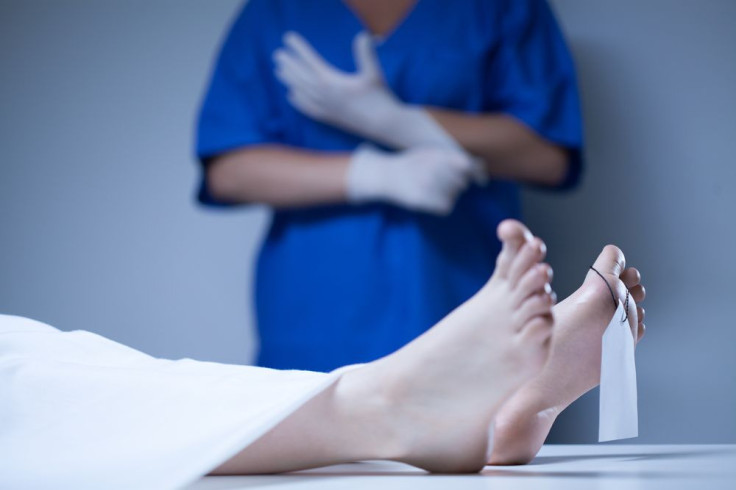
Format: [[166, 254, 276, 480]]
[[274, 31, 487, 183], [347, 144, 475, 215]]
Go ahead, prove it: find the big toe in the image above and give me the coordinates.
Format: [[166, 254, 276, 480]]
[[584, 245, 627, 311], [495, 220, 533, 278], [587, 244, 641, 331], [591, 244, 626, 279]]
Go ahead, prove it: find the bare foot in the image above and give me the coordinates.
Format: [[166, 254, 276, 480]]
[[337, 219, 556, 473], [214, 220, 556, 475], [489, 245, 646, 465]]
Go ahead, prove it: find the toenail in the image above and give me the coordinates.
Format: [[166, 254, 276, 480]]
[[538, 241, 547, 255], [550, 291, 557, 303], [544, 283, 552, 294]]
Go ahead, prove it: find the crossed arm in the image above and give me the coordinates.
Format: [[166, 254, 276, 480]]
[[206, 113, 569, 207], [206, 30, 571, 208]]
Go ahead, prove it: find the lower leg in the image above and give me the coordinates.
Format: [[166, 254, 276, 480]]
[[211, 368, 402, 474]]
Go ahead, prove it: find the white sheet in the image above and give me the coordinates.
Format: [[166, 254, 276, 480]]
[[0, 314, 340, 490]]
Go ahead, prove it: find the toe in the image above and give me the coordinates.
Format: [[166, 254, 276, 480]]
[[497, 219, 533, 243], [517, 313, 554, 346], [517, 291, 554, 327], [494, 220, 533, 279], [629, 284, 646, 303], [514, 263, 553, 307], [591, 244, 626, 278], [508, 238, 546, 286], [582, 245, 630, 323], [585, 244, 629, 309], [637, 323, 646, 342], [620, 267, 641, 288]]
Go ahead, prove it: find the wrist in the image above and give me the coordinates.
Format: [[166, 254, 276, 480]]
[[379, 104, 463, 151], [346, 145, 389, 204], [358, 94, 409, 145]]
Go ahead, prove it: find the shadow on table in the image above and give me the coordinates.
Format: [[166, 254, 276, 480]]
[[529, 447, 734, 465], [196, 469, 486, 490], [193, 448, 736, 489], [481, 447, 736, 480]]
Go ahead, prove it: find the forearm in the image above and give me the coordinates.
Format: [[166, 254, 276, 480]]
[[427, 108, 570, 186], [206, 145, 350, 208]]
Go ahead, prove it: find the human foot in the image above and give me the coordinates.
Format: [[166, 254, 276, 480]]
[[489, 245, 646, 465], [338, 219, 556, 473]]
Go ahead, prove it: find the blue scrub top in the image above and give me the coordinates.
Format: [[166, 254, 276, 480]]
[[196, 0, 583, 372]]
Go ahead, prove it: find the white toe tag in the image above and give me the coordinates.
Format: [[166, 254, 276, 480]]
[[598, 299, 638, 442]]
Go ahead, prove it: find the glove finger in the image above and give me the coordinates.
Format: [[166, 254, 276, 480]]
[[283, 31, 335, 75], [469, 158, 489, 185], [428, 149, 472, 174], [405, 196, 448, 216], [433, 155, 474, 189], [447, 154, 489, 185], [434, 171, 467, 202], [275, 67, 324, 102], [427, 197, 454, 216], [274, 65, 301, 90], [444, 170, 470, 193], [352, 32, 381, 80], [443, 151, 476, 174], [287, 91, 325, 119], [274, 50, 321, 89]]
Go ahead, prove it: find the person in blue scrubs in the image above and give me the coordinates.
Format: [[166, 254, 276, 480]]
[[196, 0, 583, 372]]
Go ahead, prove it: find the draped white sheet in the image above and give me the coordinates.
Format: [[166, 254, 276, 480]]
[[0, 314, 340, 490]]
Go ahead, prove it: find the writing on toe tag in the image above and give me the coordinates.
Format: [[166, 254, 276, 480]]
[[599, 300, 639, 442]]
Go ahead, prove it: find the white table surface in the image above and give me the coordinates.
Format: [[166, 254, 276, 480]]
[[187, 444, 736, 490]]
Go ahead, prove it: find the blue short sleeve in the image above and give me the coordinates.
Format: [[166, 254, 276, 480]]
[[195, 0, 284, 206], [486, 0, 583, 188]]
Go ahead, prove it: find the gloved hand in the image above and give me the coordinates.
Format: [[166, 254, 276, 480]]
[[274, 32, 486, 184], [347, 144, 475, 215]]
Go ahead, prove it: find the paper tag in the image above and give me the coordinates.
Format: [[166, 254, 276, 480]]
[[599, 300, 638, 442]]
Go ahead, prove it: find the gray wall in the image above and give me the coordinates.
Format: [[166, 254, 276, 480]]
[[1, 0, 734, 443], [0, 0, 263, 365], [526, 0, 736, 443]]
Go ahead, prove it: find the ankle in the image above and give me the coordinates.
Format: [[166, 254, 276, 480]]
[[332, 363, 409, 462]]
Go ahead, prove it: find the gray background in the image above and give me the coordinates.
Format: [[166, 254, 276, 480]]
[[1, 0, 734, 444]]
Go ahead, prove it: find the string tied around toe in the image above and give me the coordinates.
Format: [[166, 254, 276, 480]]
[[589, 266, 630, 323]]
